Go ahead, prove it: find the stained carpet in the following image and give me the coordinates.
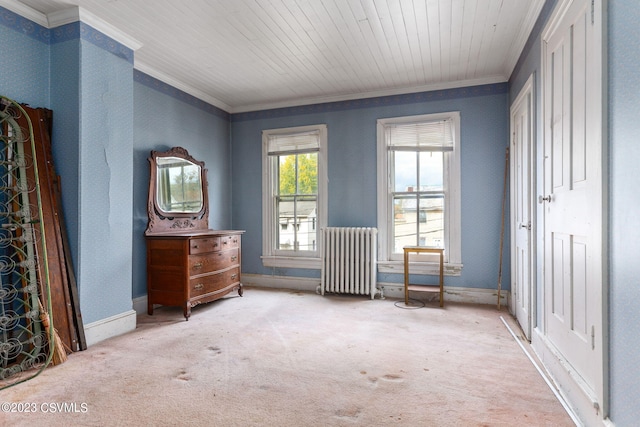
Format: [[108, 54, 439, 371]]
[[1, 287, 573, 426]]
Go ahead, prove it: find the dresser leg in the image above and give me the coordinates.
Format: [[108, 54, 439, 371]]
[[184, 305, 191, 321], [238, 283, 244, 297], [147, 301, 153, 315]]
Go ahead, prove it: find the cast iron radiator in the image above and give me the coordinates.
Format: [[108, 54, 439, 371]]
[[318, 227, 382, 299]]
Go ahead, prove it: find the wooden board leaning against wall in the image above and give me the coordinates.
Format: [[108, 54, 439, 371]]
[[14, 105, 85, 353]]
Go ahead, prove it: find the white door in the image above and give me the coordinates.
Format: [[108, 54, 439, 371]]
[[542, 0, 604, 410], [510, 76, 534, 340]]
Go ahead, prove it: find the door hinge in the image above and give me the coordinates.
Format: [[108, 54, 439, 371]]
[[591, 0, 595, 25], [591, 325, 595, 350]]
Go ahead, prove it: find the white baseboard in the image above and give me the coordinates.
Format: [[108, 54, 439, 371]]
[[83, 309, 137, 347], [241, 273, 509, 306], [132, 295, 148, 315], [242, 274, 320, 293], [531, 327, 610, 427], [132, 296, 173, 316], [378, 281, 509, 306]]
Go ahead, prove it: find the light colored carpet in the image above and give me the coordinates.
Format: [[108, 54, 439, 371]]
[[1, 288, 573, 426]]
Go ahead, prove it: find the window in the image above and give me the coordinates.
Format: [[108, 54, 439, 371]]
[[262, 124, 327, 269], [377, 112, 462, 275]]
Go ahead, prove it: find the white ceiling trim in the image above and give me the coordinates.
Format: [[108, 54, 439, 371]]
[[137, 64, 507, 115], [0, 0, 46, 26], [232, 75, 508, 114], [48, 7, 142, 51], [1, 0, 142, 50], [134, 61, 232, 113], [503, 0, 546, 77]]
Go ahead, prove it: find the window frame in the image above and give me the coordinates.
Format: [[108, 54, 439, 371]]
[[376, 112, 462, 276], [261, 124, 327, 269]]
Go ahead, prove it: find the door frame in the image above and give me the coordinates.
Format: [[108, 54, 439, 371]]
[[509, 73, 536, 340], [535, 0, 609, 424]]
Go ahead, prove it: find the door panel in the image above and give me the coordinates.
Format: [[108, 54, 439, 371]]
[[510, 76, 534, 340], [572, 237, 588, 336], [543, 0, 602, 404]]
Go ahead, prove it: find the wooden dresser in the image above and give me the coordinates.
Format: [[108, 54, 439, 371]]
[[145, 147, 245, 320], [146, 230, 244, 320]]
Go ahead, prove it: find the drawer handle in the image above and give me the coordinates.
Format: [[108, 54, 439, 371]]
[[193, 244, 199, 249], [194, 283, 204, 291], [231, 256, 237, 262], [231, 274, 237, 280], [223, 240, 228, 245], [193, 262, 203, 269]]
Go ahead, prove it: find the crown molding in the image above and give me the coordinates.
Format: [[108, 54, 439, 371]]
[[48, 7, 142, 51], [503, 0, 546, 79], [231, 75, 508, 114], [0, 1, 142, 50], [0, 0, 47, 26], [134, 61, 232, 113]]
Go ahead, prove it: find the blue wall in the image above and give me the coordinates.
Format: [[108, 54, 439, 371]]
[[0, 7, 137, 325], [1, 5, 237, 315], [0, 10, 50, 107], [77, 38, 134, 323], [231, 86, 510, 290], [50, 22, 136, 324], [50, 37, 81, 268], [132, 72, 232, 298], [608, 1, 640, 424]]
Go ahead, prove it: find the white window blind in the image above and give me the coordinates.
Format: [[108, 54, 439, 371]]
[[267, 130, 320, 155], [387, 119, 454, 151]]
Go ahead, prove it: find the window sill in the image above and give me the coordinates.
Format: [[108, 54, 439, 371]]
[[378, 260, 463, 276], [261, 256, 321, 270]]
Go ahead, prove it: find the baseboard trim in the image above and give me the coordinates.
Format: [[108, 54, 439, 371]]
[[83, 309, 137, 347], [501, 316, 582, 426], [241, 273, 509, 306], [132, 276, 509, 315], [380, 282, 509, 306], [531, 327, 610, 427], [242, 274, 320, 293], [132, 295, 147, 315]]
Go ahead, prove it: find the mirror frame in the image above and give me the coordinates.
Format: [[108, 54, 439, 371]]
[[145, 146, 209, 235]]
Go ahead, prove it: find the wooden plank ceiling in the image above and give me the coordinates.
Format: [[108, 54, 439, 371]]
[[12, 0, 544, 113]]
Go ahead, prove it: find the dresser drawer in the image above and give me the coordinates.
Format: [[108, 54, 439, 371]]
[[190, 267, 240, 297], [147, 230, 244, 320], [189, 248, 239, 275], [220, 234, 240, 250], [190, 237, 220, 255]]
